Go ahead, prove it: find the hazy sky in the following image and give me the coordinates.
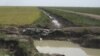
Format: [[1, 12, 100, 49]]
[[0, 0, 100, 7]]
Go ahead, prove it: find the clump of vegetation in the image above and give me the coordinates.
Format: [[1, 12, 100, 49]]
[[0, 33, 40, 56]]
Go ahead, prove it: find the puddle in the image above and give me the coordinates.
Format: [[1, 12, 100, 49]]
[[36, 46, 88, 56], [34, 40, 88, 56]]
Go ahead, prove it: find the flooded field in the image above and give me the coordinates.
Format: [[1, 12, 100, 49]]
[[34, 40, 100, 56]]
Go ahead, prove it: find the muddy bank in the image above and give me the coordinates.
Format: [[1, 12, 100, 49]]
[[29, 28, 100, 49]]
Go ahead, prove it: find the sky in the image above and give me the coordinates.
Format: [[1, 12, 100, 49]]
[[0, 0, 100, 7]]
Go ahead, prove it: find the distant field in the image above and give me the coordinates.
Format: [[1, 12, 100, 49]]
[[57, 7, 100, 15], [0, 7, 41, 26]]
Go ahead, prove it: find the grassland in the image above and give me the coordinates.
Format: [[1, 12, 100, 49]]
[[0, 7, 41, 26], [44, 8, 100, 26], [56, 7, 100, 15]]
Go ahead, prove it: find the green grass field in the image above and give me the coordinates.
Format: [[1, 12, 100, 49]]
[[0, 7, 41, 26], [44, 8, 100, 26], [56, 7, 100, 15]]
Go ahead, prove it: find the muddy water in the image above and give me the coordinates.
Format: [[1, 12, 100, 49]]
[[34, 40, 88, 56], [42, 11, 61, 28], [52, 19, 61, 28]]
